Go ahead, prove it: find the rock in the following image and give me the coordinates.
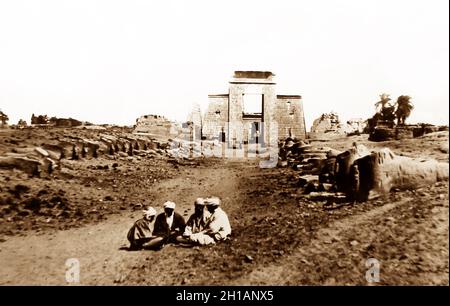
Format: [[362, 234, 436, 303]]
[[0, 156, 41, 176], [311, 112, 342, 134], [318, 183, 333, 192], [335, 143, 371, 195], [319, 157, 337, 183], [118, 152, 128, 158], [303, 182, 318, 194], [327, 149, 342, 158], [43, 157, 56, 174], [71, 145, 79, 160], [34, 147, 49, 157], [350, 240, 359, 246], [244, 255, 254, 263], [298, 175, 319, 187], [304, 158, 326, 168], [439, 143, 448, 153], [278, 160, 288, 168], [306, 192, 346, 201]]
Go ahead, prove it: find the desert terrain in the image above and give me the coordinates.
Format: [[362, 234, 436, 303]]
[[0, 127, 448, 285]]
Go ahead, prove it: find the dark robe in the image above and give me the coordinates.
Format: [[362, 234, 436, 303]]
[[153, 212, 186, 240]]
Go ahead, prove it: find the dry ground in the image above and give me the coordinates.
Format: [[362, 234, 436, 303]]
[[0, 129, 448, 285]]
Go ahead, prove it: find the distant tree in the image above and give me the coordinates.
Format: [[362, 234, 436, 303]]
[[370, 93, 396, 128], [0, 110, 9, 126], [17, 119, 27, 127], [395, 95, 414, 125], [375, 93, 392, 113]]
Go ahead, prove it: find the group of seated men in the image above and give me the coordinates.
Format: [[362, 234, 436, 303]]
[[127, 196, 231, 250]]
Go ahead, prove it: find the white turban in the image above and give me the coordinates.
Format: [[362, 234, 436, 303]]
[[194, 198, 205, 205], [163, 201, 176, 209], [205, 197, 221, 206], [142, 207, 156, 217]]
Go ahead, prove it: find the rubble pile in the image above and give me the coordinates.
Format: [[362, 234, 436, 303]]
[[278, 138, 341, 173], [134, 114, 181, 138], [345, 118, 367, 135], [277, 138, 341, 199], [370, 124, 448, 142], [310, 112, 342, 135], [310, 113, 367, 138], [0, 129, 170, 177], [166, 139, 203, 160]]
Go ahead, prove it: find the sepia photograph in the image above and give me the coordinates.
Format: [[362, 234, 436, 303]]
[[0, 0, 448, 293]]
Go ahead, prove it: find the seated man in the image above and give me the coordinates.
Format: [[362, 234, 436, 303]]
[[127, 206, 157, 250], [176, 198, 210, 244], [190, 196, 231, 245], [147, 201, 185, 249]]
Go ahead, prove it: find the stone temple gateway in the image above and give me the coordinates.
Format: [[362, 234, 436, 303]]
[[202, 71, 306, 148]]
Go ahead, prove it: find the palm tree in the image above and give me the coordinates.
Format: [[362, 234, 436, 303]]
[[0, 110, 9, 126], [374, 93, 395, 127], [395, 95, 414, 125], [375, 93, 392, 113]]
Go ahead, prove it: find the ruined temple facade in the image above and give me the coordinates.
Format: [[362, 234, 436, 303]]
[[203, 71, 306, 147], [134, 114, 181, 138]]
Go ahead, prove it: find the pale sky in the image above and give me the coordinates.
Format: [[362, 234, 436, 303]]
[[0, 0, 448, 129]]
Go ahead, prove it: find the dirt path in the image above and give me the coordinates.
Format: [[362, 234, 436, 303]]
[[233, 195, 449, 285], [0, 163, 244, 285], [232, 200, 403, 285]]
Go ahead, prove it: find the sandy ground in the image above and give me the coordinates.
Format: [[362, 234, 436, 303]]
[[0, 130, 448, 285], [0, 164, 243, 284]]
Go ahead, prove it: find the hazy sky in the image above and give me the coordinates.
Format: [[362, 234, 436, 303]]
[[0, 0, 448, 129]]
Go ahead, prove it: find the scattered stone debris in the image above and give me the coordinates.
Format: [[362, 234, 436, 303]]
[[310, 112, 342, 134], [133, 114, 181, 138], [370, 124, 448, 142], [0, 129, 174, 176], [310, 113, 366, 138], [278, 138, 342, 175]]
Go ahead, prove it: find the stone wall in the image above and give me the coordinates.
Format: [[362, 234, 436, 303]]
[[227, 82, 278, 145], [133, 114, 180, 138], [202, 71, 307, 145], [275, 96, 306, 140], [202, 95, 228, 140]]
